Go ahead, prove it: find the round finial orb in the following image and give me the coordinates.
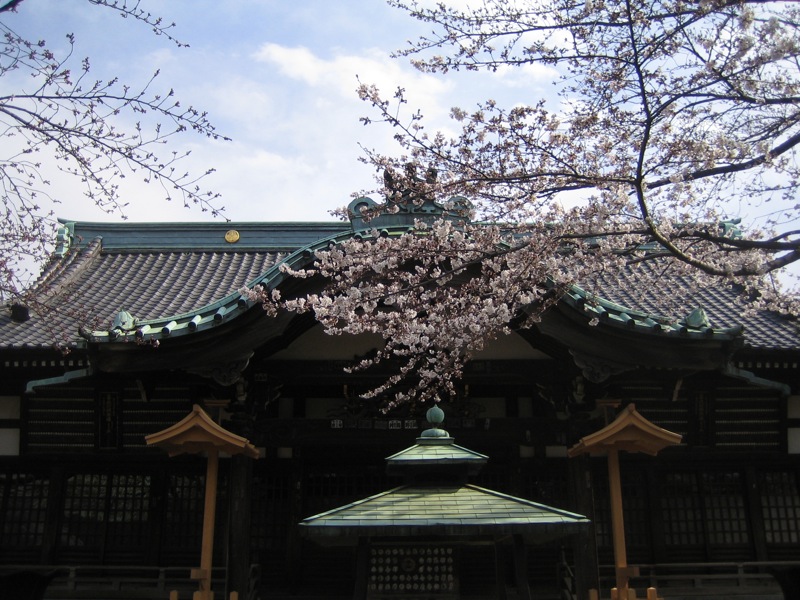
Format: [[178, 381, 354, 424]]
[[426, 405, 445, 425]]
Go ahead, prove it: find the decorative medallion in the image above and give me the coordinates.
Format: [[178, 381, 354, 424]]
[[224, 229, 240, 243]]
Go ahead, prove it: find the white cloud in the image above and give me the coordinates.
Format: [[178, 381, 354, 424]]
[[252, 43, 453, 120], [2, 0, 561, 227]]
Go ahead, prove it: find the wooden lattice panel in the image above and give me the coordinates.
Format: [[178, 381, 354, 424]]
[[368, 544, 457, 598]]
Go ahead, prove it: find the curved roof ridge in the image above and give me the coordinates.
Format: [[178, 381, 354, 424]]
[[89, 225, 415, 343], [560, 285, 745, 341], [30, 237, 104, 305], [86, 222, 750, 348]]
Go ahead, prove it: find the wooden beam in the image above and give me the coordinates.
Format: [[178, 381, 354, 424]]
[[197, 449, 219, 600]]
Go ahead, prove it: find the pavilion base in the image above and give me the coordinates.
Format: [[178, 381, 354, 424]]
[[589, 587, 663, 600]]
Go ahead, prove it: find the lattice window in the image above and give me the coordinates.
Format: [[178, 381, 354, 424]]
[[635, 399, 691, 439], [590, 466, 651, 560], [1, 473, 49, 549], [105, 474, 151, 551], [368, 545, 456, 597], [251, 470, 291, 567], [660, 472, 705, 547], [25, 396, 95, 452], [759, 471, 800, 545], [162, 474, 205, 557], [121, 392, 192, 450], [701, 472, 750, 546], [712, 395, 782, 449], [60, 474, 108, 553]]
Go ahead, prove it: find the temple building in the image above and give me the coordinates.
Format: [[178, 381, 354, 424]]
[[0, 195, 798, 599]]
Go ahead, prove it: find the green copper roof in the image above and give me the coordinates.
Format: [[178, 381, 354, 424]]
[[57, 219, 350, 252], [299, 484, 588, 543], [301, 406, 587, 544], [385, 434, 488, 476], [385, 406, 488, 475]]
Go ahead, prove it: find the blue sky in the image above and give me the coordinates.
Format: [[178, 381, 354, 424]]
[[4, 0, 554, 223]]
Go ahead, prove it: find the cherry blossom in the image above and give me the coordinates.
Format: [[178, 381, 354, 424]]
[[261, 0, 800, 407]]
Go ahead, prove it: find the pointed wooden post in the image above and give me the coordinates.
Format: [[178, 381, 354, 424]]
[[195, 448, 219, 599], [569, 404, 681, 600], [145, 405, 259, 600], [606, 448, 628, 597]]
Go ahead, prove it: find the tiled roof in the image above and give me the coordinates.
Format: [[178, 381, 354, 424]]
[[299, 484, 589, 541], [386, 439, 488, 466], [1, 218, 796, 353], [0, 221, 315, 348], [568, 264, 798, 350]]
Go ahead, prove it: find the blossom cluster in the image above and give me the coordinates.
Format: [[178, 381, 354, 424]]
[[258, 0, 800, 407]]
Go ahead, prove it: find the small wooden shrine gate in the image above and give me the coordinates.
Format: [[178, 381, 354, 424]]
[[569, 404, 681, 600], [146, 404, 259, 600]]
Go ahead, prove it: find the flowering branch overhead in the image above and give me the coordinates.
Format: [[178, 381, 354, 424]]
[[250, 0, 800, 407], [0, 0, 227, 328]]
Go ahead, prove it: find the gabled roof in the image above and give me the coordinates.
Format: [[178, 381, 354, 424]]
[[568, 403, 683, 457], [145, 403, 259, 458]]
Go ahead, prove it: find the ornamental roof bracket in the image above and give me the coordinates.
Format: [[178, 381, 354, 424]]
[[723, 363, 792, 397], [719, 218, 743, 239], [54, 222, 74, 257], [25, 368, 92, 395], [347, 194, 473, 232], [683, 307, 710, 329], [109, 309, 138, 339], [348, 167, 473, 233]]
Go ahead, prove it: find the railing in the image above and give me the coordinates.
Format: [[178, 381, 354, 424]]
[[598, 561, 800, 598], [0, 565, 260, 600]]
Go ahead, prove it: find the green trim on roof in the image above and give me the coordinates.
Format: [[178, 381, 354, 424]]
[[59, 218, 350, 252], [562, 286, 745, 341], [87, 224, 415, 344], [84, 220, 749, 347]]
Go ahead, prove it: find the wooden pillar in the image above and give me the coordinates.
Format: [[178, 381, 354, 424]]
[[568, 454, 600, 599], [607, 449, 629, 597], [227, 454, 253, 597], [353, 537, 369, 600], [41, 466, 65, 564], [494, 542, 508, 600], [194, 449, 220, 600], [513, 535, 531, 600], [744, 465, 768, 562]]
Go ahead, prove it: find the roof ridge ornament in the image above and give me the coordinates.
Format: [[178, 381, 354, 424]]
[[54, 222, 74, 257], [419, 404, 450, 440], [683, 307, 710, 329], [348, 165, 472, 232], [111, 309, 138, 332]]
